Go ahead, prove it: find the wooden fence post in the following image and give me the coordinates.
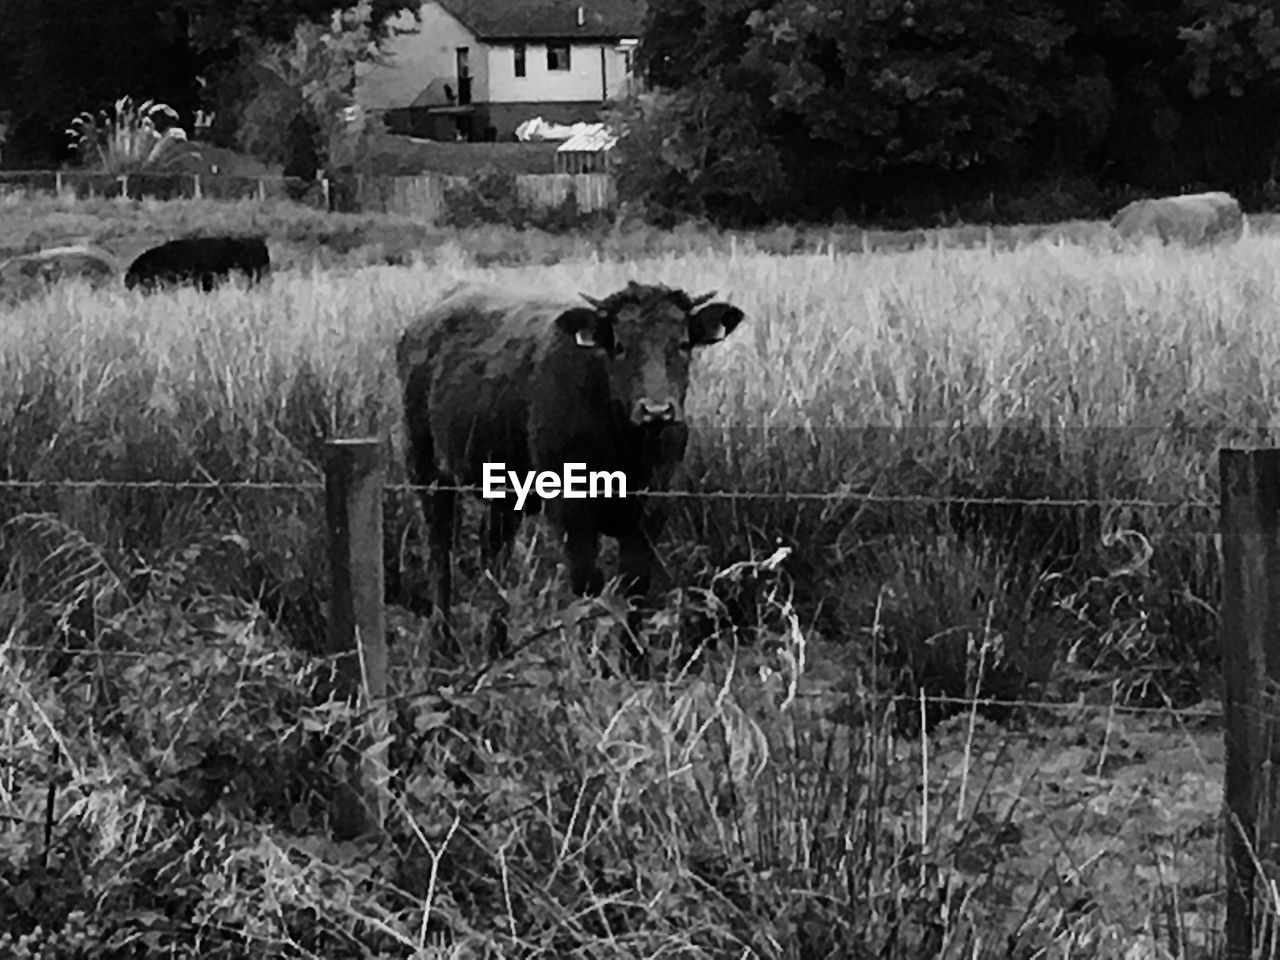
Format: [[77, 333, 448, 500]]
[[324, 438, 389, 839], [1220, 447, 1280, 960]]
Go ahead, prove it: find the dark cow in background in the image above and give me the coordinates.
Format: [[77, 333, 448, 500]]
[[396, 280, 746, 635], [125, 235, 271, 293]]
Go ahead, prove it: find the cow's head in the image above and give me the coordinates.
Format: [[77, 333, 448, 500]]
[[555, 282, 745, 426]]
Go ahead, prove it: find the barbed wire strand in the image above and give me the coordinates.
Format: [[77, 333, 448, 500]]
[[0, 476, 1226, 722], [0, 477, 1219, 511]]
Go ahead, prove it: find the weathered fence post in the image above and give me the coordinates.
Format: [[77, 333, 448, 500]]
[[1220, 447, 1280, 960], [192, 173, 202, 200], [324, 438, 389, 839], [118, 174, 128, 199]]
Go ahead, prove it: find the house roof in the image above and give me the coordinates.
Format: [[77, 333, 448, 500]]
[[437, 0, 645, 42]]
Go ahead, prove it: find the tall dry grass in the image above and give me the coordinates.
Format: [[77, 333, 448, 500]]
[[1, 234, 1271, 672], [0, 225, 1262, 956]]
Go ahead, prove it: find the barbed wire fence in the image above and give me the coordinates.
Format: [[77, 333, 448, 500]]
[[0, 458, 1226, 677], [0, 474, 1225, 509], [0, 444, 1231, 725]]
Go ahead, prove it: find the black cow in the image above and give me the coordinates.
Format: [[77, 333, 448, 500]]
[[125, 235, 271, 293], [396, 280, 746, 627]]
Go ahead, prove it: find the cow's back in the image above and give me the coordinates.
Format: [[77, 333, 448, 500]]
[[1111, 192, 1243, 246], [1111, 199, 1165, 238], [125, 236, 269, 289], [125, 240, 188, 287], [398, 284, 569, 484]]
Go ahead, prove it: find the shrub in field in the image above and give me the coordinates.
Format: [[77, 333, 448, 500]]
[[441, 166, 526, 228], [65, 96, 202, 174], [441, 165, 609, 233]]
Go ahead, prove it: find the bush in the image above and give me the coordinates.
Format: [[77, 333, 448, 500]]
[[441, 165, 525, 227], [441, 165, 610, 233]]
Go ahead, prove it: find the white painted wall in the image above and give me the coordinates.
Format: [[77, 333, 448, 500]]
[[355, 3, 487, 110], [356, 0, 636, 110], [486, 42, 633, 102]]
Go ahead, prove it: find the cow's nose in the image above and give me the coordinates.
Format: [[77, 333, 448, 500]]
[[635, 400, 677, 424]]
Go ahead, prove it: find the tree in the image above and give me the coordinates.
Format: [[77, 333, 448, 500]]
[[630, 0, 1083, 221], [0, 0, 200, 166], [177, 0, 407, 152], [1178, 0, 1280, 190], [609, 90, 787, 226], [0, 0, 407, 168], [234, 0, 387, 177], [628, 0, 1280, 224]]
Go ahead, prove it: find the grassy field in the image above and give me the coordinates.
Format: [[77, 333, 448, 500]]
[[0, 195, 1265, 956], [4, 190, 1189, 271]]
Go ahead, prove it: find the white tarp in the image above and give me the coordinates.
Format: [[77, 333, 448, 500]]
[[558, 125, 618, 153], [515, 116, 603, 142]]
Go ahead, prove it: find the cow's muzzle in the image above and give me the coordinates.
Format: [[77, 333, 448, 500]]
[[634, 399, 678, 424]]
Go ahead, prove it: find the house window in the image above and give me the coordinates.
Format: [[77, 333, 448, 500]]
[[547, 43, 571, 71], [514, 43, 526, 77]]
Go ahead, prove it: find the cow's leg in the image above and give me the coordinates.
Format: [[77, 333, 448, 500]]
[[483, 500, 522, 571], [482, 502, 522, 658], [617, 527, 658, 677], [431, 480, 457, 622], [403, 417, 456, 623], [564, 523, 604, 596], [617, 527, 656, 598]]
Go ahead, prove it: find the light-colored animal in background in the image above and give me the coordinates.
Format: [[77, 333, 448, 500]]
[[0, 244, 118, 303], [1110, 191, 1244, 247]]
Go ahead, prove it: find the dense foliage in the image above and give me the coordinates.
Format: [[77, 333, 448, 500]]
[[5, 0, 1280, 225], [0, 0, 406, 168], [619, 0, 1280, 224]]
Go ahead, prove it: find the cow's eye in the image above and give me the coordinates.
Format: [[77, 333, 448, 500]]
[[677, 341, 693, 353], [612, 342, 627, 358]]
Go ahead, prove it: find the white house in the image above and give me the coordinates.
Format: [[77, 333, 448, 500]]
[[356, 0, 643, 141]]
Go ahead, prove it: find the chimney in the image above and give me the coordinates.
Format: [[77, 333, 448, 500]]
[[577, 5, 585, 26]]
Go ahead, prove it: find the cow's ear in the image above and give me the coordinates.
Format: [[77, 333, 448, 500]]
[[689, 303, 745, 346], [556, 307, 607, 349]]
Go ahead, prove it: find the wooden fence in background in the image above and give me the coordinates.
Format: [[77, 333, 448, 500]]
[[515, 173, 616, 213], [345, 171, 614, 219], [0, 169, 617, 221]]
